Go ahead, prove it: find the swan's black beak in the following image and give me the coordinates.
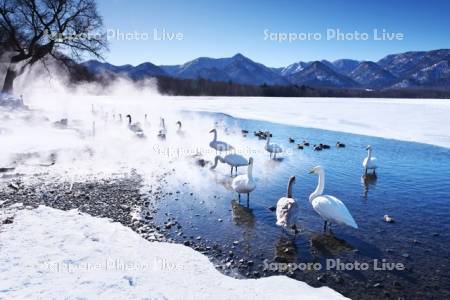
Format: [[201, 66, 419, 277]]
[[308, 169, 314, 174], [209, 129, 214, 133]]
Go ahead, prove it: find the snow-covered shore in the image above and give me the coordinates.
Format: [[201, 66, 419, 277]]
[[0, 206, 346, 299], [163, 97, 450, 149]]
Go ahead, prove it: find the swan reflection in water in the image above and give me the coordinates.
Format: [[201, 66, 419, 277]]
[[231, 200, 255, 257], [231, 200, 255, 228], [309, 234, 355, 258], [274, 237, 298, 264], [361, 173, 377, 199]]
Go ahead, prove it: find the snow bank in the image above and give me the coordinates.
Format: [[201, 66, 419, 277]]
[[162, 96, 450, 149], [0, 206, 346, 299]]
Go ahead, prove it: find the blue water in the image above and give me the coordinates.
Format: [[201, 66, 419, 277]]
[[152, 113, 450, 299]]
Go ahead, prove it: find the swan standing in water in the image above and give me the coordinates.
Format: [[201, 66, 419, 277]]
[[210, 154, 249, 176], [276, 176, 299, 233], [309, 166, 358, 232], [231, 157, 256, 206], [176, 121, 185, 136], [363, 145, 377, 175], [92, 121, 96, 137], [126, 114, 144, 137], [158, 118, 167, 139], [209, 129, 234, 152], [265, 136, 283, 159]]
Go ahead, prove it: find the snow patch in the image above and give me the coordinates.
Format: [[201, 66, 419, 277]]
[[0, 206, 346, 299]]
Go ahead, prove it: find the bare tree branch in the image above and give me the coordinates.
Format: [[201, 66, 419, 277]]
[[0, 0, 107, 92]]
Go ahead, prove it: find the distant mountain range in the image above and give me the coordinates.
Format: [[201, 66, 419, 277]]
[[82, 49, 450, 90]]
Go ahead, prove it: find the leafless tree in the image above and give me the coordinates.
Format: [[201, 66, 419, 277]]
[[0, 0, 107, 93]]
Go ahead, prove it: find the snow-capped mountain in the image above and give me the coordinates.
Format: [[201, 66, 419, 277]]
[[378, 49, 450, 77], [278, 59, 359, 77], [392, 60, 450, 89], [332, 59, 360, 75], [129, 62, 167, 80], [349, 61, 397, 88], [377, 49, 450, 88], [286, 61, 359, 88], [377, 51, 428, 77], [82, 60, 135, 75], [82, 60, 167, 80], [160, 56, 234, 79], [161, 53, 288, 85], [83, 49, 450, 90], [278, 62, 310, 76]]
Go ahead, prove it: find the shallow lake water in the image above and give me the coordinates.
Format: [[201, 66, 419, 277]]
[[149, 112, 450, 299]]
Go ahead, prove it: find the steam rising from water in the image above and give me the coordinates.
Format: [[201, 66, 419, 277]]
[[1, 75, 288, 195]]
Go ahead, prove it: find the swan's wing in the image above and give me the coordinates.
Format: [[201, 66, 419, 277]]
[[231, 175, 255, 193], [364, 157, 377, 168], [268, 143, 283, 152], [226, 154, 248, 166], [276, 197, 290, 224], [215, 141, 233, 151], [130, 124, 143, 133], [276, 197, 296, 227], [312, 195, 358, 228], [231, 175, 247, 189], [362, 157, 368, 167]]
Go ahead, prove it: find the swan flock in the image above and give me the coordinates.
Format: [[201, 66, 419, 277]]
[[83, 110, 373, 235]]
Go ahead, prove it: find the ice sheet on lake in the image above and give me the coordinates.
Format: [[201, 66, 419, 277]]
[[163, 96, 450, 149]]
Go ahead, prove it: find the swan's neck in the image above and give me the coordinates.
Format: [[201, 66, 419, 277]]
[[178, 122, 182, 130], [310, 170, 325, 202], [161, 119, 165, 129], [211, 155, 224, 169], [287, 177, 294, 198], [247, 161, 253, 180], [212, 130, 217, 142], [127, 116, 131, 125], [266, 137, 270, 146], [367, 148, 372, 159], [211, 156, 220, 169]]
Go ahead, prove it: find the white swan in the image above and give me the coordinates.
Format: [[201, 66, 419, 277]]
[[209, 129, 234, 152], [309, 166, 358, 231], [276, 176, 299, 232], [363, 145, 377, 175], [176, 121, 185, 136], [126, 114, 144, 137], [92, 121, 96, 137], [265, 136, 283, 159], [144, 114, 150, 126], [158, 118, 167, 139], [210, 154, 249, 176], [231, 157, 256, 206]]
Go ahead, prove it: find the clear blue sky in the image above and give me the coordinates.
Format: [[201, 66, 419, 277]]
[[97, 0, 450, 67]]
